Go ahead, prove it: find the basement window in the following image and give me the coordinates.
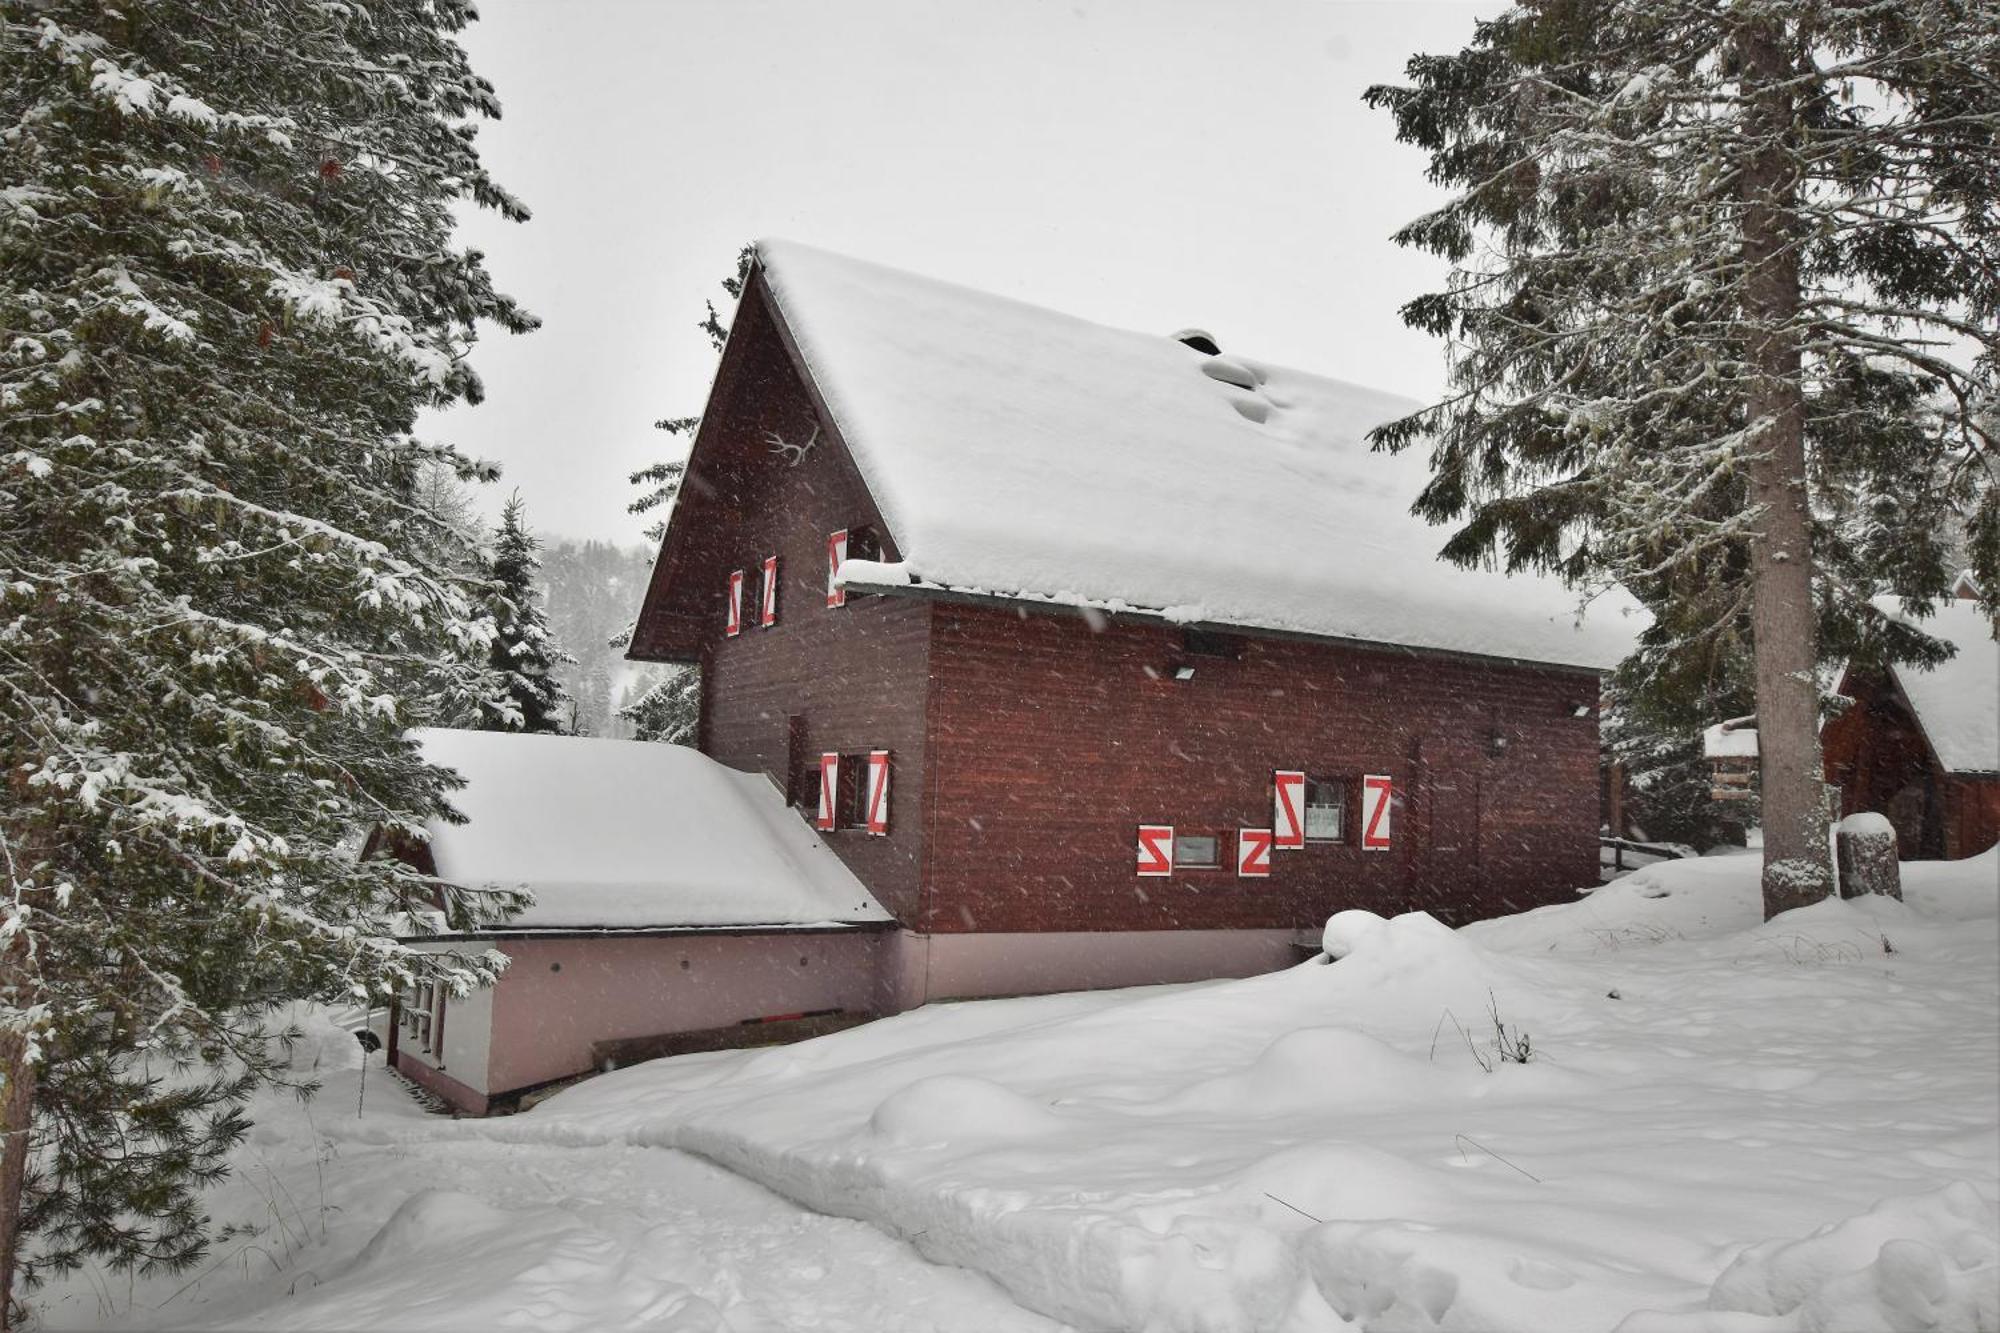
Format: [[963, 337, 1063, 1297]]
[[1174, 832, 1222, 870]]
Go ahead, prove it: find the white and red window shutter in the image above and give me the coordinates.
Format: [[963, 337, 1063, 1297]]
[[865, 750, 891, 835], [725, 570, 744, 638], [826, 529, 848, 608], [1273, 771, 1306, 850], [816, 753, 840, 831], [1237, 828, 1273, 878], [1361, 774, 1394, 851], [760, 555, 779, 627], [1137, 825, 1174, 877]]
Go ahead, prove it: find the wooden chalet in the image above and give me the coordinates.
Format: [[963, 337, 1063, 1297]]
[[624, 240, 1637, 1012], [386, 243, 1650, 1115]]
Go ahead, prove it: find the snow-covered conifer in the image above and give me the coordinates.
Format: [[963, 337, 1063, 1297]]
[[1367, 0, 1999, 917], [619, 667, 702, 746], [482, 496, 574, 735], [0, 0, 534, 1307]]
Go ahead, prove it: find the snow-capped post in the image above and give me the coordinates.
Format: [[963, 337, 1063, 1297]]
[[827, 530, 848, 608], [1273, 772, 1305, 850], [866, 751, 891, 835], [816, 753, 840, 831], [1137, 826, 1175, 876], [1236, 829, 1273, 878], [726, 570, 744, 637], [1835, 813, 1902, 902], [760, 556, 779, 627], [1361, 776, 1394, 851]]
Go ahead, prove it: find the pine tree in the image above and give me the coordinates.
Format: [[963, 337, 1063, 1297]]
[[0, 0, 535, 1314], [629, 245, 755, 541], [1366, 0, 1999, 918], [619, 666, 701, 746], [482, 496, 574, 735]]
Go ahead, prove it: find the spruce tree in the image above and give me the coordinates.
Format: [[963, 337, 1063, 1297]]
[[483, 496, 573, 734], [0, 0, 533, 1314], [619, 666, 701, 746], [1366, 0, 1999, 918]]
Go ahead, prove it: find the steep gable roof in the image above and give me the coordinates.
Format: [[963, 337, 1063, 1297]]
[[751, 240, 1639, 671], [1875, 599, 2000, 776]]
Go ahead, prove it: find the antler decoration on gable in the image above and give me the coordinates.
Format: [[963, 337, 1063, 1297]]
[[762, 423, 819, 467]]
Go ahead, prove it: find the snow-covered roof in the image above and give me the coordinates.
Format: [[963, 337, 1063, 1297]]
[[411, 729, 892, 931], [756, 239, 1641, 671], [1877, 599, 2000, 775]]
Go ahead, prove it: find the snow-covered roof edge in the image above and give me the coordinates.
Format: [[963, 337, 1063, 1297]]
[[753, 240, 1639, 673]]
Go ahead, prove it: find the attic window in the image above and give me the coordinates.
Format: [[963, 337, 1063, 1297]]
[[843, 525, 882, 600], [1172, 328, 1221, 356]]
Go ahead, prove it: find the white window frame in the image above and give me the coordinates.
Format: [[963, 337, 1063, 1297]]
[[1304, 779, 1347, 843]]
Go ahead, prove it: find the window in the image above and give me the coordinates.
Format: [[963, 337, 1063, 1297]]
[[1174, 832, 1222, 869], [848, 525, 882, 563], [1304, 779, 1347, 843], [1181, 628, 1243, 660], [841, 753, 869, 830], [805, 751, 866, 831], [403, 981, 436, 1052]]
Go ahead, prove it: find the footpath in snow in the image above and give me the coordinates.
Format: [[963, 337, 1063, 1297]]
[[506, 849, 2000, 1333], [37, 1012, 1063, 1333]]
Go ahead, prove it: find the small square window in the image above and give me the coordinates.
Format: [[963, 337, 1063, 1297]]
[[1304, 780, 1346, 842], [1175, 833, 1221, 869], [848, 526, 882, 563]]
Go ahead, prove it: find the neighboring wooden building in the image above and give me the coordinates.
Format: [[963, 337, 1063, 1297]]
[[1823, 597, 2000, 860], [626, 240, 1636, 1010]]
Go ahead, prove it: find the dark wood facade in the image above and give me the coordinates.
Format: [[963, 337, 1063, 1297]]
[[1823, 671, 2000, 861], [920, 605, 1599, 931], [630, 271, 1607, 938]]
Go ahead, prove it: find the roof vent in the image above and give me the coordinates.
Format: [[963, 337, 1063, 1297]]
[[1171, 328, 1221, 356]]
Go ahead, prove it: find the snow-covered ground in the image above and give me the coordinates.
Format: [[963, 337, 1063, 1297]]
[[41, 850, 1999, 1332], [37, 1013, 1060, 1333]]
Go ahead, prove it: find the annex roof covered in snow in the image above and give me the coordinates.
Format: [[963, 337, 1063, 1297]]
[[756, 239, 1642, 671], [1877, 599, 2000, 775], [412, 729, 892, 931]]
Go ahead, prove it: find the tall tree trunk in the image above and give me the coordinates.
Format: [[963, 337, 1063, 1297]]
[[1740, 18, 1834, 918], [0, 930, 36, 1330]]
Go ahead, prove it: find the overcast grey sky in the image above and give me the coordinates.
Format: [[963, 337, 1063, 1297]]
[[431, 0, 1498, 544]]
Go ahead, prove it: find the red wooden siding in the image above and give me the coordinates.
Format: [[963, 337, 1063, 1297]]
[[634, 276, 932, 921], [918, 605, 1601, 934], [1824, 673, 2000, 859]]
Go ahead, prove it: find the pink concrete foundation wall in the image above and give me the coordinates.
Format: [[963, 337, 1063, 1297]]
[[396, 1051, 490, 1116], [884, 928, 1310, 1008], [486, 930, 886, 1096]]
